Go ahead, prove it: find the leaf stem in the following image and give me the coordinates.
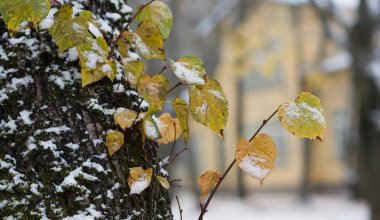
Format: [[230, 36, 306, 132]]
[[176, 195, 183, 220], [167, 82, 186, 94], [197, 108, 279, 220]]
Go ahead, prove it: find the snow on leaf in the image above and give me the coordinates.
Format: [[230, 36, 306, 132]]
[[156, 175, 170, 190], [134, 21, 165, 60], [135, 1, 173, 39], [170, 55, 206, 85], [172, 98, 189, 143], [128, 167, 153, 194], [49, 4, 94, 53], [189, 78, 228, 139], [143, 114, 161, 140], [123, 60, 144, 88], [198, 170, 221, 200], [78, 37, 116, 87], [235, 134, 277, 184], [154, 112, 182, 145], [0, 0, 50, 35], [106, 130, 124, 157], [137, 74, 169, 109], [278, 92, 327, 140], [114, 107, 138, 130]]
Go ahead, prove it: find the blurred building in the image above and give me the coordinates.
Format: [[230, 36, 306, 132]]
[[184, 0, 353, 193]]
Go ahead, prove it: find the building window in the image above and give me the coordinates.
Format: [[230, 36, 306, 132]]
[[333, 110, 349, 160]]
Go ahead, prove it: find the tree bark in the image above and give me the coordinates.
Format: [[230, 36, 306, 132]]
[[0, 0, 172, 219]]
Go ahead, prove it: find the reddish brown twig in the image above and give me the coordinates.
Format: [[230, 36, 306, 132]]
[[197, 108, 279, 220]]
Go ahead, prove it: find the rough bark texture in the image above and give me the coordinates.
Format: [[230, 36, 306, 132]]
[[0, 0, 172, 219], [349, 1, 380, 220]]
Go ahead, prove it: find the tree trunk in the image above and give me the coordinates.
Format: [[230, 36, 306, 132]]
[[0, 0, 172, 219], [349, 2, 380, 219]]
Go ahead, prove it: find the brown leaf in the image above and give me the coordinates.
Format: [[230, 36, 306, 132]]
[[198, 170, 221, 200]]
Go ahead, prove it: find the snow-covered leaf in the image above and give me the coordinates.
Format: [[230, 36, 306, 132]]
[[106, 130, 124, 157], [123, 60, 144, 88], [198, 170, 221, 200], [155, 113, 182, 145], [77, 37, 116, 87], [189, 78, 228, 139], [136, 1, 173, 39], [172, 98, 189, 143], [143, 114, 161, 140], [114, 108, 138, 130], [128, 167, 153, 194], [235, 134, 277, 184], [0, 0, 50, 35], [156, 175, 170, 190], [134, 21, 165, 60], [137, 74, 169, 109], [278, 92, 327, 140], [49, 4, 94, 53], [170, 55, 206, 85]]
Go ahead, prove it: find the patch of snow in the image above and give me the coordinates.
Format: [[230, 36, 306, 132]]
[[239, 155, 270, 181], [130, 179, 150, 195], [144, 120, 160, 139], [19, 110, 33, 125], [171, 60, 206, 85], [65, 143, 80, 151], [88, 22, 103, 38], [39, 8, 58, 29], [209, 90, 226, 101], [105, 12, 122, 21]]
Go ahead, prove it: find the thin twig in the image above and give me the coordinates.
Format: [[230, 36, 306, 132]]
[[168, 122, 177, 160], [176, 196, 183, 220], [158, 66, 168, 74], [167, 82, 186, 94], [108, 0, 156, 59], [198, 108, 279, 220], [168, 147, 188, 165]]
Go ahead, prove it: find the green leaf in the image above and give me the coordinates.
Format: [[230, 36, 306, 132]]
[[189, 78, 228, 139], [123, 60, 144, 88], [172, 98, 189, 143], [114, 108, 138, 130], [0, 0, 50, 35], [106, 130, 124, 157], [134, 21, 165, 60], [117, 31, 134, 58], [170, 55, 206, 85], [278, 92, 327, 140], [235, 134, 277, 184], [136, 74, 169, 109], [49, 4, 95, 53], [136, 1, 173, 39], [77, 37, 116, 87]]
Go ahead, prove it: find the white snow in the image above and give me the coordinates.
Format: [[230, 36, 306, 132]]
[[209, 90, 226, 101], [144, 120, 160, 139], [56, 166, 98, 192], [173, 191, 369, 220], [68, 48, 79, 61], [0, 118, 17, 133], [88, 98, 115, 115], [195, 102, 208, 115], [101, 64, 112, 73], [171, 60, 206, 85], [238, 155, 270, 181], [39, 140, 61, 157], [88, 22, 103, 38], [19, 110, 33, 125], [105, 12, 122, 21], [65, 143, 80, 151], [130, 179, 150, 195], [39, 8, 59, 29], [8, 76, 34, 90], [113, 84, 125, 93], [120, 4, 133, 13]]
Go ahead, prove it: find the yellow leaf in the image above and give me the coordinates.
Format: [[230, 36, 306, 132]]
[[137, 74, 169, 109], [170, 55, 206, 85], [77, 37, 116, 87], [128, 167, 153, 194], [136, 1, 173, 39], [278, 92, 327, 140], [117, 31, 134, 58], [123, 60, 144, 88], [143, 114, 161, 140], [134, 21, 165, 60], [0, 0, 50, 35], [155, 113, 182, 145], [114, 108, 138, 130], [198, 170, 221, 200], [106, 130, 124, 157], [156, 175, 170, 190], [172, 98, 189, 143], [49, 4, 94, 53], [235, 134, 277, 184], [189, 78, 228, 138]]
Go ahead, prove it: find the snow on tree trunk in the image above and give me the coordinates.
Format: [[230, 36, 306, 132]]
[[0, 0, 172, 218]]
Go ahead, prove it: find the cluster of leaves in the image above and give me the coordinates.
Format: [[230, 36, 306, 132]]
[[0, 0, 328, 218]]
